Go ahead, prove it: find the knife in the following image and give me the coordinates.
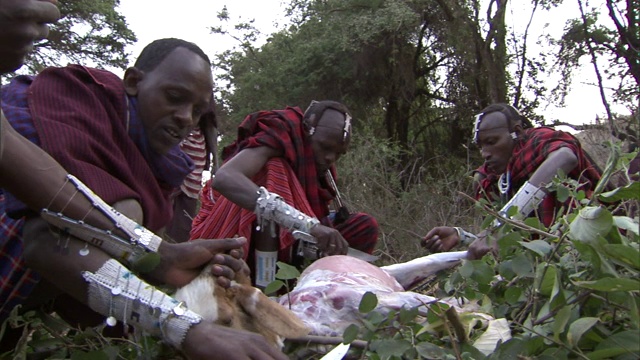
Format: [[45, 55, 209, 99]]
[[293, 230, 379, 263], [320, 342, 351, 360]]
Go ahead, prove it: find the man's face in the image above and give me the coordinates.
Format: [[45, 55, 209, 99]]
[[475, 112, 516, 174], [125, 47, 213, 155], [310, 109, 350, 174]]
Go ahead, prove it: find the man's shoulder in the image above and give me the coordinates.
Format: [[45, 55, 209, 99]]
[[525, 126, 580, 146], [248, 106, 304, 123], [29, 65, 126, 114], [526, 126, 576, 137], [36, 64, 122, 89]]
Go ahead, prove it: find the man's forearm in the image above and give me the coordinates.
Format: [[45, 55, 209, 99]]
[[528, 147, 578, 188], [22, 217, 202, 349], [211, 169, 262, 210], [22, 217, 112, 303], [1, 115, 120, 232]]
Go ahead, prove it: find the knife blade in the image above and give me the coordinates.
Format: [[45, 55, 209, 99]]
[[320, 342, 351, 360], [293, 230, 379, 263]]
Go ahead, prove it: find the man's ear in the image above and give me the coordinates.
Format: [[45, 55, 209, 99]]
[[123, 67, 143, 96], [512, 122, 523, 136]]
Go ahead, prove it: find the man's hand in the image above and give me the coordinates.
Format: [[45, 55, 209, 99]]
[[467, 230, 498, 260], [182, 321, 289, 360], [310, 224, 348, 256], [152, 237, 249, 288], [0, 0, 61, 72], [422, 226, 460, 253]]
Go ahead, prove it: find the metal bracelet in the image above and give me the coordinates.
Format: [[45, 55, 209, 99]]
[[492, 181, 546, 228], [83, 259, 202, 349], [40, 175, 162, 268], [453, 227, 477, 246], [254, 187, 319, 233]]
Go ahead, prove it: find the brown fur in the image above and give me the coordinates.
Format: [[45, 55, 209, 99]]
[[174, 266, 309, 347]]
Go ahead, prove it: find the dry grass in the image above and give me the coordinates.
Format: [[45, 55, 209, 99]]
[[336, 134, 482, 265]]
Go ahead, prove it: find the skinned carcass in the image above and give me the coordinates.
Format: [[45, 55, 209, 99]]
[[277, 251, 471, 337], [175, 250, 496, 354]]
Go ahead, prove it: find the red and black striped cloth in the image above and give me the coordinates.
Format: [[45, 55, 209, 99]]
[[475, 127, 601, 226], [190, 108, 378, 261]]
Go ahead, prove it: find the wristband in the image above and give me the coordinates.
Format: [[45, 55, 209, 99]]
[[492, 181, 546, 227], [453, 227, 478, 245], [83, 259, 202, 349], [254, 187, 320, 233]]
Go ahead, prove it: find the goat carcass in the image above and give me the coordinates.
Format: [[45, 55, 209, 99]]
[[175, 251, 475, 348], [277, 251, 469, 337]]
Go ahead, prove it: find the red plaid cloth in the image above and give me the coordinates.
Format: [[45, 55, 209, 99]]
[[476, 127, 601, 226], [0, 193, 39, 322], [190, 159, 377, 261]]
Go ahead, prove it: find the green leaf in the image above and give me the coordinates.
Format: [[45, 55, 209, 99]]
[[102, 346, 120, 360], [550, 268, 566, 309], [275, 261, 300, 280], [598, 182, 640, 202], [572, 240, 619, 277], [524, 216, 545, 230], [498, 232, 522, 257], [613, 216, 639, 236], [343, 324, 360, 344], [70, 350, 110, 360], [399, 306, 418, 323], [553, 306, 572, 342], [263, 280, 284, 295], [470, 261, 495, 284], [587, 330, 640, 359], [504, 286, 522, 304], [556, 184, 570, 202], [569, 206, 614, 244], [367, 310, 385, 326], [574, 278, 640, 292], [30, 338, 65, 352], [38, 310, 71, 335], [370, 339, 412, 358], [359, 291, 378, 313], [459, 260, 474, 279], [603, 244, 640, 269], [567, 317, 598, 347], [472, 318, 511, 355], [520, 240, 552, 257], [498, 260, 516, 280], [459, 343, 487, 359], [415, 341, 449, 359], [511, 254, 534, 277], [535, 263, 557, 296], [627, 294, 640, 330]]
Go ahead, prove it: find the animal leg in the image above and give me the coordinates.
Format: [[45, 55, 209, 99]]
[[381, 251, 467, 289]]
